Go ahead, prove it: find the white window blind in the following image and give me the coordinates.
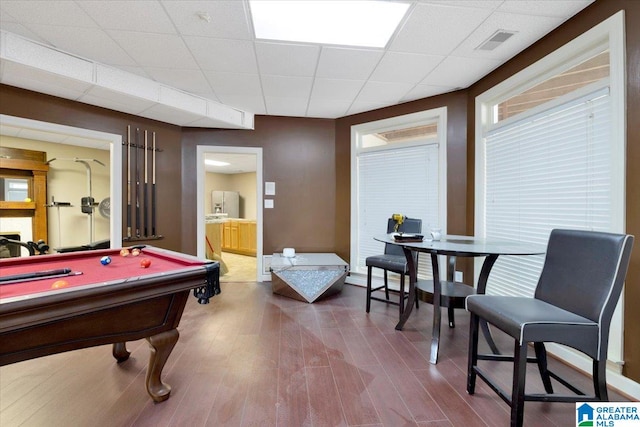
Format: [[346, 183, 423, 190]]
[[483, 86, 611, 297], [357, 144, 440, 279]]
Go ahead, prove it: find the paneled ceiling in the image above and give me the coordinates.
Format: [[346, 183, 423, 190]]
[[0, 0, 595, 128]]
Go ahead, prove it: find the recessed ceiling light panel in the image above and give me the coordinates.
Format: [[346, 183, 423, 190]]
[[249, 0, 410, 48], [205, 159, 230, 167]]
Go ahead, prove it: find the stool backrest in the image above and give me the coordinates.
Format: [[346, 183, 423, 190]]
[[385, 218, 422, 256], [534, 229, 634, 358]]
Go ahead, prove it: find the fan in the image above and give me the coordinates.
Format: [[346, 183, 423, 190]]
[[98, 197, 110, 218]]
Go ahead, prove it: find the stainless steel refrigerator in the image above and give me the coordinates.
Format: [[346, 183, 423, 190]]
[[211, 190, 239, 218]]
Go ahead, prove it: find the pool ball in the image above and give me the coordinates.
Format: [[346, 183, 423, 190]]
[[51, 280, 69, 289], [120, 248, 130, 257], [140, 258, 151, 268], [100, 256, 112, 265], [131, 248, 141, 256]]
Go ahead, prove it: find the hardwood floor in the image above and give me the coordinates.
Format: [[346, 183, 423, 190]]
[[1, 283, 628, 427]]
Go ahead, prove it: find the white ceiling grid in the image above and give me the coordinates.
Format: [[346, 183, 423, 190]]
[[0, 0, 594, 127]]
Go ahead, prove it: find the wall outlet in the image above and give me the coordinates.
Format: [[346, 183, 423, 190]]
[[454, 270, 463, 282], [263, 255, 272, 274]]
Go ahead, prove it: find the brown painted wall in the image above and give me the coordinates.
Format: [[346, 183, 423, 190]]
[[0, 85, 185, 251], [180, 115, 336, 255], [466, 0, 640, 380]]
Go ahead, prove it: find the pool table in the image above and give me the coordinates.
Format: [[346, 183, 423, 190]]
[[0, 246, 219, 402]]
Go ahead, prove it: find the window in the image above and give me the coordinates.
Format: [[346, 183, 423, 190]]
[[351, 108, 447, 282], [475, 11, 625, 362], [494, 50, 609, 123]]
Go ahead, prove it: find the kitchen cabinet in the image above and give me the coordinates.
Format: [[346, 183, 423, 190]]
[[222, 220, 256, 256]]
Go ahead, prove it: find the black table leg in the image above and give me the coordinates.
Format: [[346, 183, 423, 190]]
[[395, 246, 417, 330], [429, 252, 442, 364], [477, 254, 501, 354]]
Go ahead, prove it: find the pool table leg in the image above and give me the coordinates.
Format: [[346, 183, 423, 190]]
[[112, 342, 131, 362], [145, 328, 179, 402]]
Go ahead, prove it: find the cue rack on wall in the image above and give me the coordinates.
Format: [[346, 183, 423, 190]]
[[123, 125, 163, 242]]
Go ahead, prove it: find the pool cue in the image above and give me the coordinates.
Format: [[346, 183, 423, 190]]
[[126, 125, 132, 239], [143, 130, 148, 237], [0, 269, 83, 285], [0, 268, 70, 283], [151, 132, 157, 237], [135, 128, 141, 237]]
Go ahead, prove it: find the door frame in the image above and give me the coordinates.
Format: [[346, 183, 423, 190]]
[[196, 145, 263, 282]]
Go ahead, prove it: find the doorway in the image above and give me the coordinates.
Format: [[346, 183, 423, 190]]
[[0, 114, 122, 250], [196, 145, 263, 282]]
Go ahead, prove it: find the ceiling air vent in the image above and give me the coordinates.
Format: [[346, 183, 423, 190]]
[[476, 30, 517, 51]]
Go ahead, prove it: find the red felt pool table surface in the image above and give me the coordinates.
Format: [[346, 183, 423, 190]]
[[0, 247, 206, 300]]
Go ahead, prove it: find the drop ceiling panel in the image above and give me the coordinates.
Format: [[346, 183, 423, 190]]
[[497, 0, 593, 17], [355, 81, 414, 104], [107, 31, 199, 69], [0, 0, 97, 28], [424, 56, 503, 88], [0, 20, 46, 44], [390, 3, 493, 55], [115, 65, 151, 79], [215, 94, 266, 115], [144, 67, 212, 95], [346, 100, 390, 116], [369, 51, 443, 84], [255, 42, 320, 77], [264, 96, 309, 117], [306, 99, 351, 119], [401, 84, 457, 103], [204, 71, 262, 95], [261, 75, 313, 98], [310, 78, 364, 101], [315, 47, 384, 80], [25, 25, 137, 67], [418, 0, 503, 9], [161, 0, 252, 39], [78, 0, 177, 33], [183, 36, 258, 72], [452, 12, 564, 60]]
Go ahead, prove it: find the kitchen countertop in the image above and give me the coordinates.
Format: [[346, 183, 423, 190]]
[[205, 218, 257, 224]]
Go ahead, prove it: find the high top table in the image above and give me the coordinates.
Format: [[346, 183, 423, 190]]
[[375, 234, 546, 364]]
